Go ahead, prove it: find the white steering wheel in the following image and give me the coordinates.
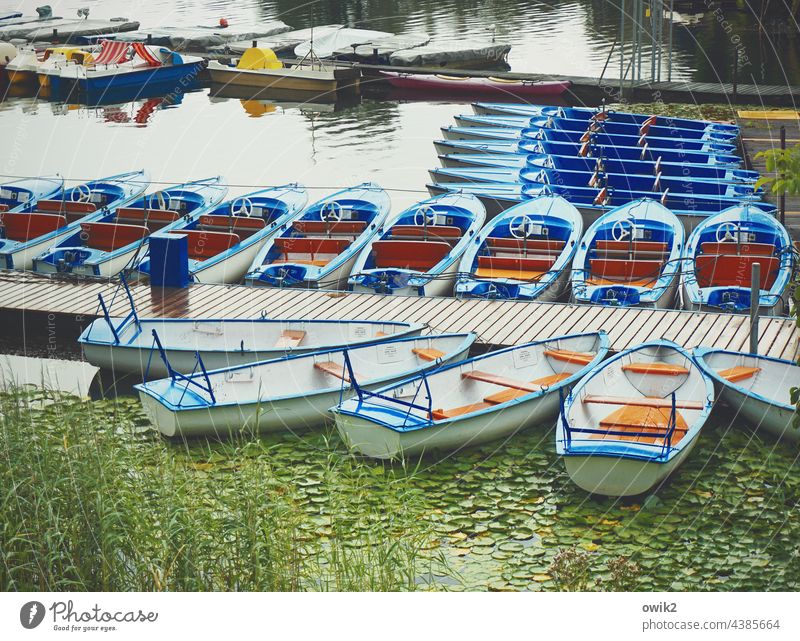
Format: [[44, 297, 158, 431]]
[[509, 215, 534, 239], [70, 184, 92, 203], [414, 205, 437, 227], [231, 196, 253, 217], [611, 218, 634, 242], [715, 221, 738, 243], [321, 200, 343, 222], [148, 190, 172, 211]]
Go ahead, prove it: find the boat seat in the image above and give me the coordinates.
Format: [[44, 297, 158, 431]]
[[274, 237, 350, 265], [391, 224, 462, 239], [198, 215, 266, 238], [700, 242, 775, 256], [474, 267, 546, 280], [116, 208, 181, 231], [695, 254, 779, 289], [372, 240, 451, 271], [80, 222, 149, 251], [718, 366, 761, 383], [589, 258, 663, 283], [596, 405, 688, 445], [594, 240, 668, 258], [544, 348, 595, 365], [1, 213, 67, 242], [35, 200, 97, 215], [412, 347, 446, 362], [484, 372, 570, 404], [583, 395, 703, 410], [622, 362, 690, 376], [475, 255, 554, 281], [313, 360, 360, 382], [486, 237, 565, 253], [276, 329, 306, 349], [177, 230, 240, 260], [461, 370, 543, 392], [431, 402, 492, 421], [0, 205, 8, 213], [293, 220, 367, 236]]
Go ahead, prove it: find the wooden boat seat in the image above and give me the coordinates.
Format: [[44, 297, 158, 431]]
[[274, 237, 350, 265], [1, 213, 67, 242], [544, 348, 594, 365], [372, 240, 451, 271], [293, 220, 366, 236], [474, 267, 545, 280], [116, 208, 181, 231], [589, 258, 663, 284], [583, 395, 703, 410], [484, 372, 570, 404], [718, 366, 761, 383], [198, 215, 266, 239], [595, 405, 688, 445], [178, 230, 240, 260], [700, 242, 775, 256], [276, 329, 306, 349], [80, 222, 148, 251], [461, 370, 543, 392], [35, 200, 97, 215], [476, 255, 555, 281], [622, 362, 690, 376], [487, 237, 565, 253], [594, 239, 668, 258], [431, 402, 492, 421], [313, 360, 360, 382], [390, 225, 462, 242], [412, 347, 446, 362], [695, 254, 779, 289]]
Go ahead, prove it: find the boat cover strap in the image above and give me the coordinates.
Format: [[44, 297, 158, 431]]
[[0, 212, 67, 242], [583, 395, 703, 410], [718, 366, 761, 383], [132, 42, 162, 67], [543, 348, 594, 365], [412, 348, 446, 362], [622, 362, 690, 376], [94, 40, 131, 66], [35, 200, 97, 214]]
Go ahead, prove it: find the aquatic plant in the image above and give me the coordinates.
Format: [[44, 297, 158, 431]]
[[547, 546, 593, 591]]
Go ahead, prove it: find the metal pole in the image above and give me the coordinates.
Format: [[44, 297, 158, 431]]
[[620, 0, 625, 97], [667, 0, 673, 81], [749, 262, 760, 354], [780, 125, 787, 226], [732, 46, 738, 102]]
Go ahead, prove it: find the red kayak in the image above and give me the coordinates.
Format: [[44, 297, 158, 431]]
[[378, 71, 571, 97]]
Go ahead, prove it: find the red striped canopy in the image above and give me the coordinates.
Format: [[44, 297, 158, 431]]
[[93, 39, 131, 65], [132, 43, 163, 67]]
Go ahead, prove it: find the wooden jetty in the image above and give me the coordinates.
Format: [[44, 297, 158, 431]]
[[0, 270, 795, 360]]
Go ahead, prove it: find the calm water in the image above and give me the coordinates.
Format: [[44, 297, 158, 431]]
[[2, 1, 797, 209]]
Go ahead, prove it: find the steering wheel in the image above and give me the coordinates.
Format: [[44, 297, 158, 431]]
[[230, 196, 253, 217], [70, 184, 92, 203], [715, 221, 738, 243], [148, 190, 172, 211], [414, 205, 437, 227], [611, 218, 633, 242], [321, 200, 343, 222], [509, 215, 534, 239]]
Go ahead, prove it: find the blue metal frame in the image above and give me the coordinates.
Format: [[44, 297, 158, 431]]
[[145, 329, 216, 404], [92, 273, 141, 345]]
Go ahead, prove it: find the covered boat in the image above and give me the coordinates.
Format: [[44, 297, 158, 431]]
[[570, 199, 684, 308], [694, 348, 798, 443], [379, 71, 569, 97], [0, 175, 64, 213], [348, 193, 485, 296], [0, 170, 149, 270], [682, 205, 794, 315], [294, 27, 393, 59], [135, 184, 307, 284], [245, 184, 390, 290], [136, 332, 476, 438], [333, 331, 609, 459], [455, 195, 582, 301], [556, 340, 714, 497], [33, 177, 227, 277]]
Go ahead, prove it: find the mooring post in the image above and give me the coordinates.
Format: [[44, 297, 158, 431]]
[[749, 262, 760, 354], [732, 47, 738, 102], [780, 125, 787, 226]]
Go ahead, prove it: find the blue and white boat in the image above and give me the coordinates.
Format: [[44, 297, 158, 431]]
[[694, 348, 799, 444], [33, 177, 227, 277], [471, 103, 739, 135], [136, 332, 476, 438], [333, 331, 609, 459], [245, 183, 390, 290], [681, 205, 795, 315], [136, 184, 307, 284], [348, 193, 485, 297], [0, 170, 149, 270], [556, 340, 714, 496], [454, 113, 739, 142], [571, 199, 684, 308], [0, 175, 63, 213], [455, 195, 582, 301]]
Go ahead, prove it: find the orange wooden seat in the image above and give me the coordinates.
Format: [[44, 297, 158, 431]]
[[198, 215, 266, 233], [372, 240, 451, 271], [461, 370, 542, 392], [412, 347, 446, 361], [622, 362, 690, 376], [35, 200, 97, 215], [477, 255, 555, 275], [695, 254, 779, 289], [276, 330, 306, 349], [718, 366, 761, 383], [177, 230, 240, 260], [80, 222, 148, 251], [596, 405, 688, 445], [700, 241, 775, 256], [116, 208, 181, 231], [390, 224, 463, 241], [486, 237, 566, 253], [589, 258, 663, 283], [484, 372, 570, 404], [1, 212, 67, 242], [431, 402, 492, 421], [293, 220, 366, 235], [313, 360, 360, 382], [274, 236, 350, 265], [595, 240, 668, 255], [544, 348, 595, 365], [583, 395, 703, 410]]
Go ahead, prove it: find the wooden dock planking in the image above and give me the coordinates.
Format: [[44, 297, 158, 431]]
[[0, 271, 795, 359]]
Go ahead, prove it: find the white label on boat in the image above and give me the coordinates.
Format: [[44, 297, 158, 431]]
[[512, 348, 538, 369], [168, 199, 180, 210], [633, 226, 645, 239], [252, 206, 263, 217], [377, 343, 402, 364], [224, 367, 254, 382], [0, 189, 10, 200], [349, 324, 369, 340], [192, 322, 223, 335], [529, 224, 542, 236]]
